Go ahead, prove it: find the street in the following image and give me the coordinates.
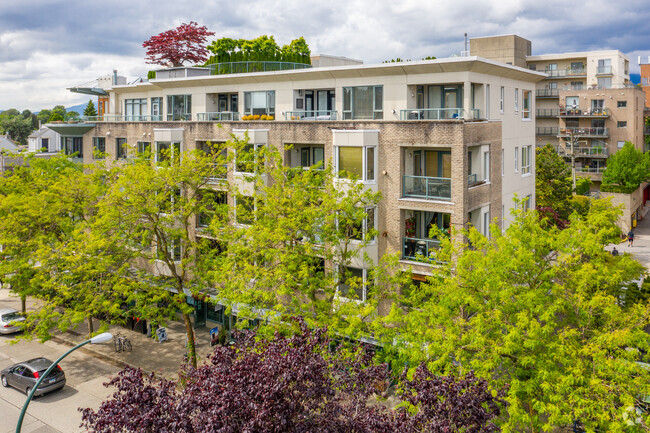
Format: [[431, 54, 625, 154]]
[[0, 296, 120, 433]]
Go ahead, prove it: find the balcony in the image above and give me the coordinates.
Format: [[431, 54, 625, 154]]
[[536, 109, 560, 118], [467, 173, 486, 187], [559, 127, 609, 138], [577, 166, 606, 174], [644, 125, 650, 135], [544, 68, 586, 79], [596, 66, 613, 75], [536, 127, 559, 136], [399, 108, 480, 120], [559, 108, 610, 118], [402, 237, 440, 261], [196, 112, 240, 121], [284, 110, 338, 121], [559, 146, 609, 158], [536, 89, 559, 98], [402, 176, 451, 201]]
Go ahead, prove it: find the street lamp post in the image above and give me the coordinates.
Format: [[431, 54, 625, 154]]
[[15, 332, 113, 433]]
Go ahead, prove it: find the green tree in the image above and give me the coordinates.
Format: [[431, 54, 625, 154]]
[[388, 200, 650, 432], [94, 142, 230, 367], [83, 100, 97, 117], [0, 114, 33, 145], [66, 111, 80, 120], [1, 108, 20, 117], [36, 109, 51, 125], [602, 141, 650, 189], [51, 105, 67, 119], [48, 112, 64, 122], [535, 144, 572, 220]]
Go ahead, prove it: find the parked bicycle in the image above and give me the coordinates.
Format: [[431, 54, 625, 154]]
[[113, 332, 132, 353]]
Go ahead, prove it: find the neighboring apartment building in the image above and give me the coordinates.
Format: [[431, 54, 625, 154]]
[[471, 35, 647, 185], [639, 57, 650, 107], [48, 56, 543, 323]]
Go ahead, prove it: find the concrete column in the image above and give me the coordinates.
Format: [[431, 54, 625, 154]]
[[463, 81, 472, 118]]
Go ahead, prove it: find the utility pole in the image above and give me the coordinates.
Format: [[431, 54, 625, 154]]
[[565, 130, 580, 192]]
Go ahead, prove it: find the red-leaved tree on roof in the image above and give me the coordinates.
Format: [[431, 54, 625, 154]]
[[142, 22, 215, 67]]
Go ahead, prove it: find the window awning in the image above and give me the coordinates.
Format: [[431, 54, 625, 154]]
[[45, 123, 96, 136]]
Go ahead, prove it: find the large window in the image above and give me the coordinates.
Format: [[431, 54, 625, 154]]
[[62, 137, 83, 157], [116, 138, 127, 159], [137, 141, 151, 159], [522, 145, 531, 175], [338, 266, 371, 302], [125, 98, 147, 121], [156, 142, 181, 165], [336, 146, 376, 181], [342, 86, 383, 120], [235, 143, 265, 174], [342, 207, 376, 242], [41, 138, 50, 152], [167, 95, 192, 121], [522, 90, 531, 119], [92, 137, 105, 159], [243, 91, 275, 117], [235, 195, 255, 225], [151, 97, 162, 121], [197, 190, 227, 228], [514, 88, 519, 112]]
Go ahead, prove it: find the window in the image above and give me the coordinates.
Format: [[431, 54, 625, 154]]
[[618, 121, 627, 128], [514, 88, 518, 112], [566, 96, 580, 110], [158, 236, 182, 262], [547, 63, 557, 71], [235, 195, 255, 225], [514, 147, 519, 172], [156, 142, 181, 165], [571, 61, 584, 72], [41, 138, 49, 152], [571, 81, 583, 90], [500, 86, 504, 112], [166, 95, 191, 121], [643, 78, 649, 86], [151, 97, 162, 121], [617, 101, 627, 108], [243, 91, 275, 117], [483, 150, 490, 181], [618, 141, 626, 148], [528, 64, 536, 71], [137, 141, 151, 159], [343, 207, 376, 242], [522, 90, 531, 119], [591, 99, 604, 114], [523, 195, 531, 212], [92, 137, 105, 159], [485, 84, 490, 118], [342, 86, 383, 119], [197, 190, 227, 228], [235, 143, 265, 174], [298, 146, 325, 169], [338, 266, 370, 302], [159, 187, 180, 215], [482, 210, 490, 238], [522, 145, 531, 175], [597, 77, 612, 89], [62, 137, 83, 157], [336, 145, 376, 181], [116, 138, 127, 159], [125, 98, 147, 121], [597, 58, 612, 74]]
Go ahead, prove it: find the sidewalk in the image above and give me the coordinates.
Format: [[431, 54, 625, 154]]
[[605, 205, 650, 271], [0, 288, 215, 380]]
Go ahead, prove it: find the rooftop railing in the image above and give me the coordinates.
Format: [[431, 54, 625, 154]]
[[205, 61, 312, 75], [399, 108, 480, 120], [284, 110, 338, 121], [196, 112, 240, 121]]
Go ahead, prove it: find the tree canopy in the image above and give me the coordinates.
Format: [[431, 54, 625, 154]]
[[143, 21, 215, 67], [207, 35, 311, 65], [81, 322, 504, 433], [602, 141, 650, 190]]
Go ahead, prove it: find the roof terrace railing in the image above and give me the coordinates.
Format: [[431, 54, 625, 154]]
[[205, 61, 312, 75]]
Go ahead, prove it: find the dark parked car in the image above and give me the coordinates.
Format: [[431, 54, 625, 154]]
[[1, 357, 66, 396]]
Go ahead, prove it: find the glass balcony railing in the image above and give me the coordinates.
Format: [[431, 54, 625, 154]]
[[468, 173, 486, 187], [577, 166, 606, 174], [536, 89, 559, 98], [84, 115, 164, 122], [402, 175, 451, 201], [596, 66, 613, 75], [196, 112, 240, 121], [536, 127, 559, 136], [536, 109, 560, 117], [544, 68, 586, 78], [205, 61, 312, 75], [560, 146, 609, 157], [400, 108, 480, 120], [559, 127, 609, 137], [402, 237, 440, 261], [284, 110, 338, 121]]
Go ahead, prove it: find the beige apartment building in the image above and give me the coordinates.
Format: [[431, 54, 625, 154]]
[[50, 56, 543, 295], [471, 35, 647, 185]]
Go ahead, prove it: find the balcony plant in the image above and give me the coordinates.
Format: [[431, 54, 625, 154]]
[[405, 217, 416, 237]]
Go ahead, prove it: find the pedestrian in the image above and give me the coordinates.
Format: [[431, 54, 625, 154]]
[[628, 230, 635, 247], [612, 247, 619, 256]]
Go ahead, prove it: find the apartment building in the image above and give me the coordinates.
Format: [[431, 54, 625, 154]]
[[50, 56, 543, 293], [471, 35, 647, 185]]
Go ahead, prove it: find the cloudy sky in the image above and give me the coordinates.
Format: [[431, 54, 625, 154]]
[[1, 0, 650, 111]]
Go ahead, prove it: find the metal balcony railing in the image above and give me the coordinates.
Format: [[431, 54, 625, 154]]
[[536, 109, 560, 117], [559, 127, 609, 137], [402, 237, 440, 261], [536, 89, 559, 98], [560, 107, 610, 117], [196, 112, 240, 121], [536, 127, 559, 135], [402, 175, 451, 201], [284, 110, 338, 121], [400, 108, 481, 120], [560, 146, 609, 157]]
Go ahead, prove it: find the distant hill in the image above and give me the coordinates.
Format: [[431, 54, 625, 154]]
[[631, 73, 641, 85], [66, 102, 88, 114]]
